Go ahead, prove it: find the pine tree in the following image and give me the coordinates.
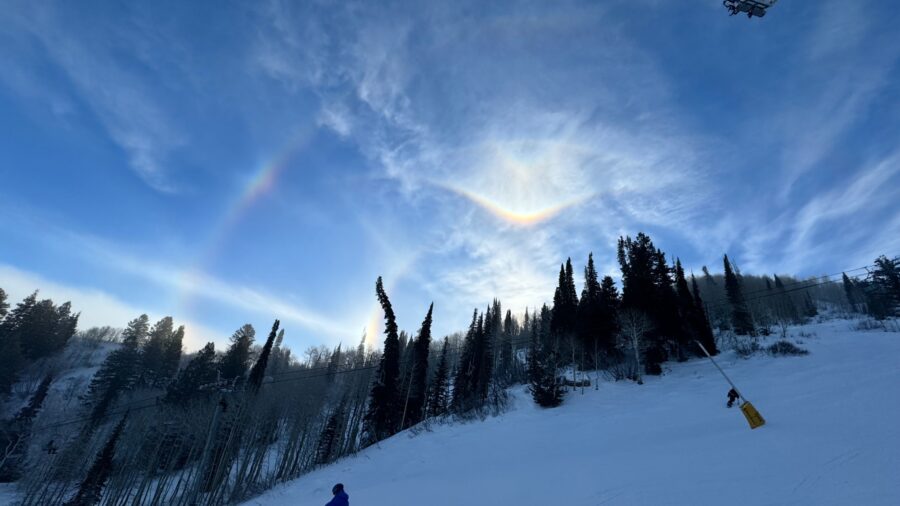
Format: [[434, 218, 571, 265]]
[[0, 374, 53, 481], [163, 326, 183, 384], [219, 324, 255, 383], [3, 294, 80, 362], [691, 275, 718, 355], [617, 233, 674, 373], [140, 317, 175, 389], [248, 320, 280, 392], [865, 255, 900, 319], [675, 260, 714, 358], [652, 249, 682, 362], [64, 415, 127, 506], [315, 403, 344, 466], [165, 342, 217, 404], [426, 338, 450, 418], [403, 303, 432, 429], [84, 315, 148, 423], [551, 260, 578, 339], [723, 255, 755, 335], [0, 288, 8, 320], [598, 276, 620, 354], [528, 305, 564, 407], [362, 277, 402, 444], [497, 309, 515, 386], [451, 310, 478, 413], [773, 275, 799, 323], [0, 293, 41, 392], [325, 344, 342, 383], [842, 273, 862, 311], [577, 253, 603, 364]]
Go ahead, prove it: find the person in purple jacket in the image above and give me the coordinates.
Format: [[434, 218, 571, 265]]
[[326, 483, 349, 506]]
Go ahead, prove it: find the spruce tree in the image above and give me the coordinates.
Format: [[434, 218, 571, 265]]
[[16, 298, 79, 361], [219, 324, 255, 383], [598, 276, 620, 354], [140, 317, 175, 389], [691, 275, 717, 355], [842, 273, 862, 311], [64, 415, 127, 506], [325, 344, 342, 383], [451, 310, 479, 413], [577, 253, 603, 364], [551, 260, 578, 339], [675, 259, 714, 358], [723, 255, 755, 335], [0, 374, 53, 481], [403, 303, 432, 428], [248, 320, 280, 392], [865, 255, 900, 318], [617, 233, 673, 373], [773, 275, 799, 323], [426, 338, 450, 418], [528, 305, 564, 407], [84, 315, 148, 423], [165, 342, 217, 404], [0, 293, 36, 393], [497, 309, 515, 386], [362, 277, 402, 444], [0, 288, 8, 320], [315, 403, 344, 466]]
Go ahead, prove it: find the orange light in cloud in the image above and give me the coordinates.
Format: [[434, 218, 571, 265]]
[[441, 184, 592, 226]]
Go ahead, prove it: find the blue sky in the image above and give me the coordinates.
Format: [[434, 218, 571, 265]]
[[1, 0, 898, 352]]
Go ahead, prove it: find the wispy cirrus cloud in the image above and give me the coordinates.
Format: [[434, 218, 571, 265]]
[[252, 0, 722, 322], [0, 3, 187, 192]]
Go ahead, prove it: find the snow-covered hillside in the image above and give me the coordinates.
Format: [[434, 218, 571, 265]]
[[243, 319, 900, 506]]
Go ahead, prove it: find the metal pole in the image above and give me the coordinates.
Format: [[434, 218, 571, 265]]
[[694, 340, 748, 402]]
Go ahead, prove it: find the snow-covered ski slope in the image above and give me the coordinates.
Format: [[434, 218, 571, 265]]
[[245, 319, 899, 506]]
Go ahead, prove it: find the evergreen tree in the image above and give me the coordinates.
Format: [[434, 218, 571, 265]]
[[723, 255, 755, 335], [140, 317, 176, 389], [496, 309, 515, 386], [64, 415, 127, 506], [803, 292, 819, 318], [362, 277, 402, 444], [325, 344, 342, 383], [0, 374, 53, 481], [0, 292, 79, 393], [653, 249, 684, 361], [403, 303, 432, 428], [426, 338, 450, 418], [691, 275, 718, 355], [551, 259, 578, 339], [248, 320, 280, 392], [864, 255, 900, 319], [475, 303, 496, 402], [451, 310, 482, 413], [842, 272, 863, 311], [315, 403, 345, 466], [617, 233, 673, 373], [773, 275, 799, 323], [675, 260, 715, 358], [84, 315, 148, 423], [528, 305, 564, 407], [165, 342, 217, 404], [597, 276, 620, 354], [219, 324, 255, 383], [577, 253, 603, 363], [163, 326, 184, 383], [0, 288, 8, 320]]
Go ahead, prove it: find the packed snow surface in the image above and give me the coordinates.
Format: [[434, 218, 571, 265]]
[[245, 319, 899, 506]]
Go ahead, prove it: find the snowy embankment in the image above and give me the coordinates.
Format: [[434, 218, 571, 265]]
[[243, 319, 899, 506]]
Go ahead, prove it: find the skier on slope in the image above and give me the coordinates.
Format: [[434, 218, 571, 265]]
[[326, 483, 349, 506], [726, 388, 740, 408]]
